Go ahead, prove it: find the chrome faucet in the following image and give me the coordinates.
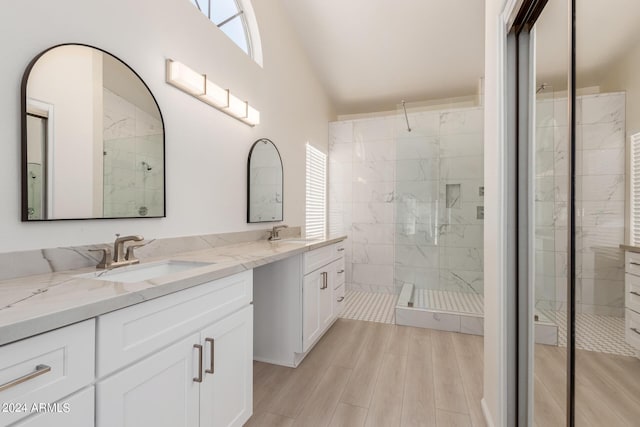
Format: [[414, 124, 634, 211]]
[[268, 225, 289, 241], [90, 234, 145, 269]]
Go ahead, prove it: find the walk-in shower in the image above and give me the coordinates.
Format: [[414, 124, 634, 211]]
[[392, 99, 486, 334]]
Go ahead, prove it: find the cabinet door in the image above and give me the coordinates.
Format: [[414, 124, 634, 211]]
[[199, 306, 253, 427], [303, 269, 323, 352], [96, 333, 200, 427], [319, 264, 335, 331]]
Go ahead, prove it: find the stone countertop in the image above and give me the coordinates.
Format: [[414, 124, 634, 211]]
[[0, 236, 346, 346]]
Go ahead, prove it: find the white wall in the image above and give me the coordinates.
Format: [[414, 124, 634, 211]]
[[0, 0, 333, 252], [483, 0, 507, 426]]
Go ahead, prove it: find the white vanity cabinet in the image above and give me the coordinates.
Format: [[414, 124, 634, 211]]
[[625, 251, 640, 356], [96, 270, 253, 427], [302, 263, 335, 352], [254, 240, 346, 367], [0, 319, 95, 427]]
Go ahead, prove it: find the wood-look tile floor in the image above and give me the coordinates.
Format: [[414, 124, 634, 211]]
[[247, 318, 640, 427], [247, 319, 486, 427], [534, 344, 640, 426]]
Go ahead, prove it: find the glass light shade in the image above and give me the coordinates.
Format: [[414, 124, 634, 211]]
[[227, 93, 248, 118], [242, 105, 260, 126], [166, 60, 205, 95], [200, 79, 229, 108]]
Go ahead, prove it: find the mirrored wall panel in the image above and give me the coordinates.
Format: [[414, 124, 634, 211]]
[[22, 44, 165, 220], [247, 138, 283, 223]]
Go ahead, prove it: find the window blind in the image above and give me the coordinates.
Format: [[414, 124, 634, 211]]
[[306, 143, 327, 239], [632, 133, 640, 245]]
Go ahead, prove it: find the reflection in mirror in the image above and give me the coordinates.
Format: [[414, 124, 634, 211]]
[[22, 44, 165, 221], [573, 1, 640, 423], [531, 2, 569, 424], [247, 139, 283, 223]]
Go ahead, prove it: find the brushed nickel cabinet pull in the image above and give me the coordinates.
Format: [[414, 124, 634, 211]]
[[0, 364, 51, 392], [338, 269, 345, 274], [321, 272, 328, 289], [631, 291, 640, 297], [630, 262, 640, 266], [205, 338, 215, 374], [193, 344, 203, 383], [631, 327, 640, 336], [337, 296, 345, 302], [337, 248, 345, 252]]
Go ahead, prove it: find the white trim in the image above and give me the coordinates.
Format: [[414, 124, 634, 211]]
[[482, 0, 518, 425], [238, 0, 263, 67], [482, 398, 497, 427], [27, 97, 55, 219]]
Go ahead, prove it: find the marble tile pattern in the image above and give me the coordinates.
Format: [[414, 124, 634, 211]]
[[103, 89, 164, 218], [535, 92, 626, 315], [0, 227, 342, 345], [329, 107, 484, 296]]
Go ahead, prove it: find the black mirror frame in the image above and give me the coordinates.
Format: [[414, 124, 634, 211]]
[[20, 43, 166, 221], [246, 138, 284, 223]]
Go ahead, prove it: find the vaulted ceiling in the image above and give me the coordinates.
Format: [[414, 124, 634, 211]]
[[280, 0, 640, 116], [280, 0, 486, 115]]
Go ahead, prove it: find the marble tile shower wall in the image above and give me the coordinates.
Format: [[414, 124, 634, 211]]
[[329, 107, 485, 295], [103, 89, 164, 217], [535, 92, 626, 316]]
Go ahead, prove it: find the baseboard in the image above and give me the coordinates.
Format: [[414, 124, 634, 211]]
[[481, 398, 496, 427], [253, 355, 296, 368]]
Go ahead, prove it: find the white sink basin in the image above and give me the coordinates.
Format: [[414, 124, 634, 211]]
[[76, 260, 214, 283]]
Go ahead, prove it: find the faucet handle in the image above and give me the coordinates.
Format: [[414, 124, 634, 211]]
[[89, 248, 112, 269], [125, 243, 145, 263]]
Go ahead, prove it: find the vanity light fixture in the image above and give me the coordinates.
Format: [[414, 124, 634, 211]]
[[165, 59, 260, 126], [166, 60, 205, 95]]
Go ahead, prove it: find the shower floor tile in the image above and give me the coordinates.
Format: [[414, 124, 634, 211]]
[[339, 290, 397, 324], [540, 309, 636, 357]]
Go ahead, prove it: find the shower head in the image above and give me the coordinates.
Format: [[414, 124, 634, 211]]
[[536, 83, 550, 94]]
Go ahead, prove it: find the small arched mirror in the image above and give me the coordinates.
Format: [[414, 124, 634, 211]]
[[22, 44, 165, 221], [247, 138, 283, 223]]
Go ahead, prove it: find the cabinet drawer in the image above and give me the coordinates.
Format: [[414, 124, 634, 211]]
[[335, 257, 345, 288], [304, 241, 346, 274], [626, 273, 640, 312], [12, 386, 94, 427], [97, 270, 252, 377], [0, 320, 95, 427], [625, 308, 640, 351], [626, 252, 640, 277], [304, 244, 335, 274]]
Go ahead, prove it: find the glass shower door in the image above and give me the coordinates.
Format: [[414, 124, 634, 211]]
[[394, 98, 485, 320]]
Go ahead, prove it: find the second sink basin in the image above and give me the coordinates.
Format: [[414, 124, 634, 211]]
[[77, 260, 214, 283]]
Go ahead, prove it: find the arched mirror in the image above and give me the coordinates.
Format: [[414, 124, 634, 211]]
[[247, 138, 283, 223], [21, 44, 165, 221]]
